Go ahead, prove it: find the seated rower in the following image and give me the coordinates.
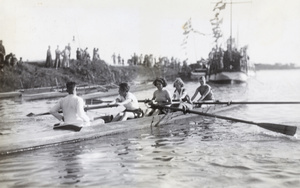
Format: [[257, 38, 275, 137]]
[[146, 77, 172, 116], [172, 77, 193, 110], [50, 81, 104, 126], [110, 83, 142, 121], [191, 76, 214, 106]]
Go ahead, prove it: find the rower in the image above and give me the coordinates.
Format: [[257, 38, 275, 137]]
[[172, 77, 193, 111], [50, 81, 104, 127], [191, 76, 214, 107], [109, 83, 143, 121], [146, 77, 172, 116]]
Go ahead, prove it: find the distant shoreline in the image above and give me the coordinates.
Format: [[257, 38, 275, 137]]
[[254, 63, 300, 70]]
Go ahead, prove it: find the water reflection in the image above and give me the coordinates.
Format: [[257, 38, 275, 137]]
[[48, 144, 84, 185]]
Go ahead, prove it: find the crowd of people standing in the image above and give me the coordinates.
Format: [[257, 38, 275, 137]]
[[45, 44, 72, 68], [111, 52, 186, 73], [206, 43, 251, 75], [0, 40, 23, 72], [45, 43, 102, 69]]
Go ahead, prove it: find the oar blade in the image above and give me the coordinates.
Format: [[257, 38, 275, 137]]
[[257, 123, 297, 136], [26, 112, 51, 117], [53, 123, 82, 132], [26, 112, 34, 117]]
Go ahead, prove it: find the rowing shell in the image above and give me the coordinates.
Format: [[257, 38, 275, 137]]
[[0, 103, 237, 155]]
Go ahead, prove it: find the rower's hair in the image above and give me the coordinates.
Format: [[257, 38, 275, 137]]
[[66, 82, 76, 93], [173, 77, 184, 87], [119, 83, 130, 92], [199, 76, 206, 82], [153, 77, 167, 87]]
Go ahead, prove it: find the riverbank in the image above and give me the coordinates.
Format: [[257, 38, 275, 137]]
[[0, 60, 181, 92]]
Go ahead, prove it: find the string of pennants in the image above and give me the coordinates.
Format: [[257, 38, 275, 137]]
[[210, 0, 226, 43], [180, 1, 227, 60], [181, 18, 208, 61]]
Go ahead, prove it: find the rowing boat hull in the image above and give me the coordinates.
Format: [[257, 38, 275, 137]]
[[0, 91, 22, 99], [190, 69, 207, 80], [0, 103, 237, 155], [208, 71, 248, 83]]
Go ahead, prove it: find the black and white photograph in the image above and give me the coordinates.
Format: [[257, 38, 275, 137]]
[[0, 0, 300, 187]]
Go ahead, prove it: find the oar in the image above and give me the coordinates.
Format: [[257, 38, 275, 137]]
[[192, 101, 300, 105], [27, 111, 62, 117], [152, 105, 297, 136], [89, 99, 300, 106], [86, 99, 152, 105], [84, 104, 118, 110], [26, 104, 118, 117], [85, 99, 113, 105]]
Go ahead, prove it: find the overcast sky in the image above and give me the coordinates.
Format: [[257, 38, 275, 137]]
[[1, 0, 300, 65]]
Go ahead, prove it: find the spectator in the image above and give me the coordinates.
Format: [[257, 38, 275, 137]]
[[45, 46, 52, 67], [54, 45, 61, 69]]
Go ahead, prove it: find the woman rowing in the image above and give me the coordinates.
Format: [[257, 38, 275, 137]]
[[146, 77, 172, 116], [191, 76, 214, 105], [110, 83, 142, 121], [172, 77, 193, 110]]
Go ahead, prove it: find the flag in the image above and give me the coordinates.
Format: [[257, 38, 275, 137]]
[[193, 30, 206, 36], [182, 18, 191, 30], [213, 2, 226, 11], [218, 3, 226, 10], [214, 33, 222, 38], [182, 22, 189, 30], [213, 0, 223, 9], [210, 18, 223, 26], [212, 26, 220, 32], [181, 40, 188, 46], [183, 30, 190, 35], [210, 17, 217, 22]]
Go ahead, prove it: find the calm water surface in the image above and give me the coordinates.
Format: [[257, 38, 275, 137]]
[[0, 69, 300, 188]]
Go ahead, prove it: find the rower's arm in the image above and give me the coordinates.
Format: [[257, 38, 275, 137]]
[[50, 102, 64, 122], [118, 98, 131, 106], [191, 88, 199, 101], [77, 99, 90, 122], [180, 89, 188, 100], [165, 90, 172, 105]]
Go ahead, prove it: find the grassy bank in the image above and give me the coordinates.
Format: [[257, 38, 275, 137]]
[[0, 60, 181, 92]]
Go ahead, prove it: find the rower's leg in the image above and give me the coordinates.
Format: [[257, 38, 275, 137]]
[[111, 113, 122, 122], [120, 112, 135, 121]]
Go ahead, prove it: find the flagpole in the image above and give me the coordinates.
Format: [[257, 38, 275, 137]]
[[230, 0, 232, 52]]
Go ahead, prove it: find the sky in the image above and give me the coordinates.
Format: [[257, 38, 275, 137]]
[[1, 0, 300, 65]]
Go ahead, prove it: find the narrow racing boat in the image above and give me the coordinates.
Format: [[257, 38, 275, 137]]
[[0, 103, 237, 155]]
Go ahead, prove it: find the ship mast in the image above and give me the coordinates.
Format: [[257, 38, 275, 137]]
[[230, 0, 232, 51], [228, 0, 251, 51]]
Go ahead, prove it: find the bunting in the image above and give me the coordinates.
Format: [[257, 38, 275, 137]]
[[181, 18, 210, 60], [211, 0, 226, 44]]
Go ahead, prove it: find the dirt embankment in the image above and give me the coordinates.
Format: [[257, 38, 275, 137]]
[[0, 60, 181, 92]]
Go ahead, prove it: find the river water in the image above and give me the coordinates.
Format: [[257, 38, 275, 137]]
[[0, 69, 300, 188]]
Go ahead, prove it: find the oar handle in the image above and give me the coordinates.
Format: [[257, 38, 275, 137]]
[[27, 104, 118, 117], [87, 99, 152, 105], [192, 101, 300, 105], [84, 104, 118, 111]]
